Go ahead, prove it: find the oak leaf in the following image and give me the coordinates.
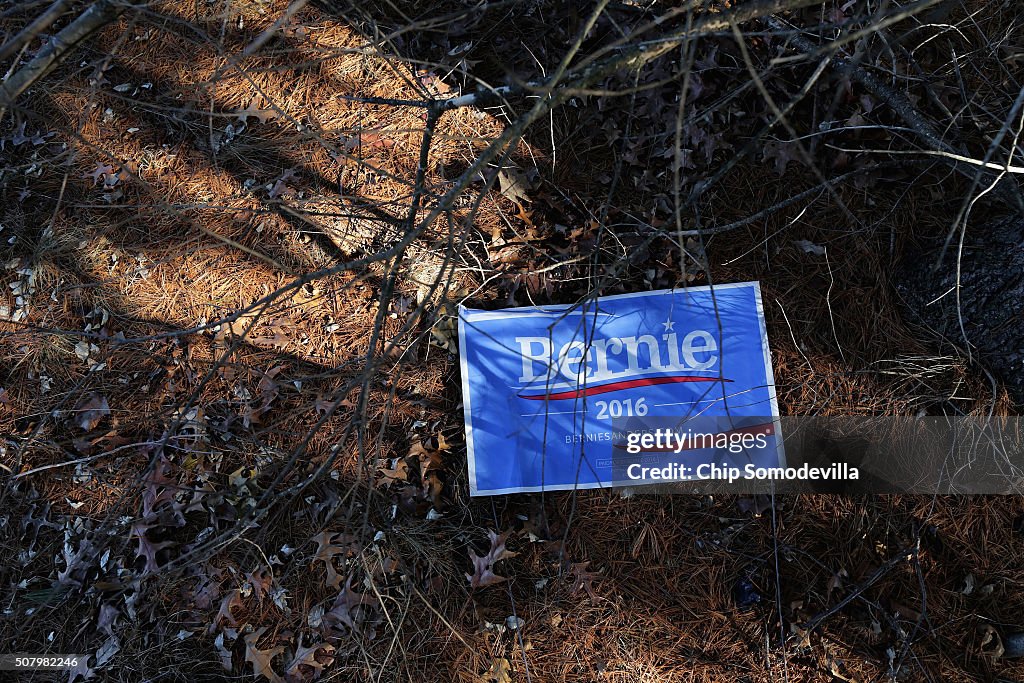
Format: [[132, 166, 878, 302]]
[[209, 588, 243, 634], [67, 655, 95, 683], [214, 632, 233, 671], [96, 603, 118, 637], [323, 575, 374, 630], [762, 139, 803, 175], [244, 628, 285, 683], [411, 439, 444, 475], [479, 657, 512, 683], [466, 530, 516, 588], [375, 458, 409, 488], [570, 561, 599, 599], [190, 563, 224, 609], [74, 393, 110, 431], [131, 521, 173, 574], [497, 166, 533, 207], [236, 98, 278, 125], [84, 162, 115, 186], [247, 567, 274, 604], [57, 535, 96, 588], [284, 639, 335, 681], [141, 454, 179, 521], [311, 532, 346, 590], [269, 169, 297, 200]]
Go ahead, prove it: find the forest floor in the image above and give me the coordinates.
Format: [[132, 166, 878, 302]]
[[1, 1, 1024, 681]]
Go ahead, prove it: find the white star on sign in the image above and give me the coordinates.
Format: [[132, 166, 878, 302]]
[[662, 318, 675, 332]]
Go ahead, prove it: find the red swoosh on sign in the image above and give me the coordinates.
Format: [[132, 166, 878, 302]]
[[518, 375, 731, 401]]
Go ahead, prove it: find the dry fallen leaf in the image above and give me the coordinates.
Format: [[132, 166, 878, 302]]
[[979, 624, 1004, 658], [422, 471, 443, 507], [429, 303, 458, 353], [341, 131, 395, 153], [269, 169, 297, 200], [74, 341, 101, 368], [236, 97, 278, 125], [376, 458, 409, 488], [762, 139, 803, 175], [793, 239, 827, 256], [736, 494, 773, 516], [284, 639, 335, 680], [323, 575, 375, 631], [57, 536, 96, 588], [479, 657, 512, 683], [466, 530, 517, 588], [83, 162, 115, 186], [209, 589, 243, 634], [74, 392, 110, 431], [94, 636, 120, 668], [496, 165, 533, 207], [67, 655, 95, 683], [131, 521, 173, 574], [95, 604, 118, 638], [828, 656, 855, 682], [311, 532, 347, 590], [250, 326, 291, 350], [826, 568, 848, 601], [247, 567, 274, 604], [570, 561, 599, 599], [214, 632, 233, 671], [141, 454, 178, 520], [244, 627, 285, 683], [313, 395, 338, 416], [410, 437, 445, 478]]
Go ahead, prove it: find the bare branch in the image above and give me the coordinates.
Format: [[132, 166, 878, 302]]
[[0, 0, 124, 114], [0, 0, 70, 64]]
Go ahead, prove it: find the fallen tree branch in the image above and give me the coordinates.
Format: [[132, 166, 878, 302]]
[[801, 546, 915, 634], [826, 145, 1024, 175], [768, 13, 1024, 212], [674, 164, 891, 238], [768, 14, 951, 153], [437, 0, 825, 114], [0, 0, 124, 115], [0, 0, 70, 64]]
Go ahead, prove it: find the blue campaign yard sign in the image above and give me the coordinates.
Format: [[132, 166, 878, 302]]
[[458, 282, 782, 495]]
